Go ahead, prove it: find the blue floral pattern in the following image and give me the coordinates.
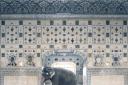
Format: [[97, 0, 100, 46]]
[[0, 0, 128, 14]]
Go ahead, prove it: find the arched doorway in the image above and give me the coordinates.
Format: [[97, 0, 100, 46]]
[[42, 50, 86, 85]]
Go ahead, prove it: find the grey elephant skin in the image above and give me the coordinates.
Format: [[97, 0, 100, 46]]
[[42, 67, 77, 85]]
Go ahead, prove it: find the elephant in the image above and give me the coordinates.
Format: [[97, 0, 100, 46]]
[[42, 67, 77, 85]]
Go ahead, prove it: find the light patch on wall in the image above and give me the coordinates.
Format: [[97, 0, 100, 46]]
[[83, 67, 87, 85], [51, 62, 76, 74]]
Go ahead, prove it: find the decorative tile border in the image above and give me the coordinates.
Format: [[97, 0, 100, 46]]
[[1, 14, 128, 20], [0, 0, 128, 15]]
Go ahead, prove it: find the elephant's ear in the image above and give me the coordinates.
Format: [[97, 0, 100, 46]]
[[50, 70, 55, 78]]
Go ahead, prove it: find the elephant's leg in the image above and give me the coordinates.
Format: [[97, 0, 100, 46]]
[[52, 80, 59, 85], [51, 76, 59, 85], [70, 80, 77, 85]]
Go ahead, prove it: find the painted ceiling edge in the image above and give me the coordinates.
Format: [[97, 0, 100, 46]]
[[0, 0, 128, 15]]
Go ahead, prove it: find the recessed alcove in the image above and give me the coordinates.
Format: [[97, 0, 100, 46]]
[[43, 50, 86, 85]]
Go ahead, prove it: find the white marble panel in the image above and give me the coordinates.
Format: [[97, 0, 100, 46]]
[[4, 76, 38, 85], [91, 75, 124, 85]]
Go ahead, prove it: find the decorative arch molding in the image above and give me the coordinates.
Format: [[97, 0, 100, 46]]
[[16, 5, 29, 14], [0, 1, 9, 14], [121, 1, 128, 14], [73, 5, 84, 14], [87, 1, 104, 14], [45, 4, 56, 14], [3, 5, 14, 14], [100, 5, 112, 14], [42, 50, 86, 66], [107, 1, 120, 14], [58, 3, 70, 13], [116, 5, 127, 14], [42, 50, 86, 85], [23, 1, 42, 14], [80, 1, 91, 14]]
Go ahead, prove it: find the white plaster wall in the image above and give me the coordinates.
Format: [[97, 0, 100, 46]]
[[91, 75, 124, 85], [4, 76, 38, 85]]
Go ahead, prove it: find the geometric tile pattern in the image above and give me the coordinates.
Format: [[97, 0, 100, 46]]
[[0, 19, 128, 67]]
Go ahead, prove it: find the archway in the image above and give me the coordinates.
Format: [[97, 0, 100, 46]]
[[42, 50, 86, 85]]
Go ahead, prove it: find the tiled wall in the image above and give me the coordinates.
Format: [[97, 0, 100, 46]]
[[0, 19, 128, 67]]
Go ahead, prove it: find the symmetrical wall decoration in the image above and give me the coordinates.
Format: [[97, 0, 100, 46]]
[[0, 19, 128, 68], [0, 0, 128, 84]]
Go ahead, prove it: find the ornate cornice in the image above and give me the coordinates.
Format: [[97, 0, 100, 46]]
[[0, 0, 128, 15], [1, 14, 128, 19]]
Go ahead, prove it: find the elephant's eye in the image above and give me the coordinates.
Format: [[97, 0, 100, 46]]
[[46, 73, 49, 75]]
